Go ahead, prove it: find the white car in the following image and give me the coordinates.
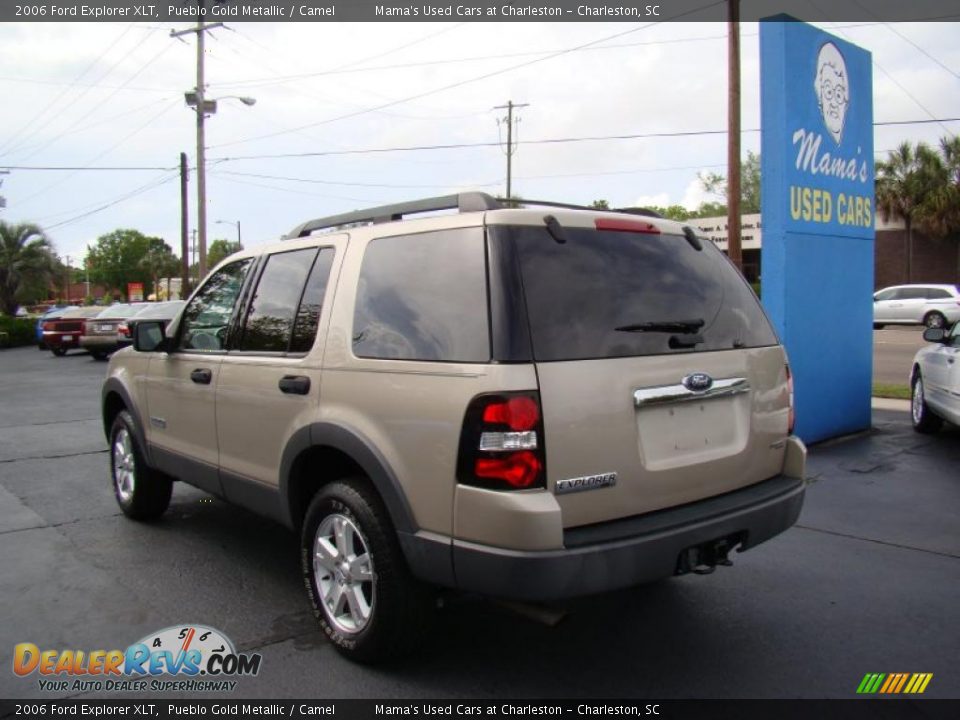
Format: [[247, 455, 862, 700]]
[[910, 323, 960, 432], [874, 284, 960, 329]]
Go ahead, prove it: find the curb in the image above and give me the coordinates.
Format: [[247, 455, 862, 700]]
[[872, 397, 911, 412]]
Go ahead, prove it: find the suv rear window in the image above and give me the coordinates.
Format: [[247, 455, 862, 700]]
[[353, 228, 489, 362], [497, 224, 777, 361]]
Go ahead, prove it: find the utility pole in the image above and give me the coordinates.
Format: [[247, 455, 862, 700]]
[[180, 152, 190, 299], [726, 1, 743, 271], [494, 100, 528, 200], [64, 255, 71, 304], [171, 4, 223, 282], [0, 169, 9, 210]]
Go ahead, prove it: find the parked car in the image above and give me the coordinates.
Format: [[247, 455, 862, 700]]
[[80, 304, 145, 360], [116, 301, 186, 348], [910, 322, 960, 433], [42, 307, 103, 356], [873, 284, 960, 329], [102, 193, 806, 662], [35, 306, 77, 349]]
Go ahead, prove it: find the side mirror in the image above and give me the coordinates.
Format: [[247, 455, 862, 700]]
[[134, 321, 168, 352], [922, 327, 946, 343]]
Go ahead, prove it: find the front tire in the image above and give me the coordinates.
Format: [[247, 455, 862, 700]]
[[911, 373, 942, 434], [301, 478, 430, 663], [51, 348, 67, 357], [110, 410, 172, 520], [91, 351, 109, 361]]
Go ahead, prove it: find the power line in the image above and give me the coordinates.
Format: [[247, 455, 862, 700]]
[[209, 117, 960, 163], [216, 170, 499, 189], [211, 22, 897, 91], [211, 0, 727, 149], [41, 172, 179, 231], [0, 23, 139, 158]]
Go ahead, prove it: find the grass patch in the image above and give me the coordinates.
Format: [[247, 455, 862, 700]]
[[873, 383, 911, 400]]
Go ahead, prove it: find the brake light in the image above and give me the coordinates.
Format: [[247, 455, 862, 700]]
[[42, 321, 54, 331], [458, 392, 546, 490], [786, 364, 795, 435], [594, 218, 660, 234], [118, 323, 130, 337]]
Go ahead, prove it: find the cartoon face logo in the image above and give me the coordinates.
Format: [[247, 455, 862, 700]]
[[815, 42, 849, 145]]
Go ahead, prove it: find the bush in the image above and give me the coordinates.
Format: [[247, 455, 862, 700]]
[[0, 315, 37, 348]]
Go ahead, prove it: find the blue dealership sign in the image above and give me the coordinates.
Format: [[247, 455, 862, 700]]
[[761, 18, 874, 443]]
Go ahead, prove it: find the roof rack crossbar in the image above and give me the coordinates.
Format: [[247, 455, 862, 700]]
[[286, 191, 501, 238]]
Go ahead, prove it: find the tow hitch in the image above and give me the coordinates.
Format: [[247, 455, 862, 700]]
[[676, 534, 744, 576]]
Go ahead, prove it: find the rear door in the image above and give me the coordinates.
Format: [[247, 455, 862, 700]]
[[216, 240, 343, 491], [498, 221, 790, 529]]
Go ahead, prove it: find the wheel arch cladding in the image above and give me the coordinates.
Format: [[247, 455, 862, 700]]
[[101, 379, 150, 464], [280, 422, 418, 536]]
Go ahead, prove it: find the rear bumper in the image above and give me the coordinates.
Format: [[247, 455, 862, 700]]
[[43, 332, 80, 348], [79, 335, 120, 350], [442, 473, 805, 602]]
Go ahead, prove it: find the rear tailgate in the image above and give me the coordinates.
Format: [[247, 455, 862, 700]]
[[537, 348, 789, 528], [495, 218, 791, 529]]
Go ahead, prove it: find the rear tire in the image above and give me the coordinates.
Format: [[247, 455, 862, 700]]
[[911, 373, 942, 434], [923, 311, 946, 329], [301, 478, 431, 663], [110, 410, 172, 520], [51, 348, 67, 357]]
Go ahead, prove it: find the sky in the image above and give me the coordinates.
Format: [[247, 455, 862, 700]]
[[0, 19, 958, 266]]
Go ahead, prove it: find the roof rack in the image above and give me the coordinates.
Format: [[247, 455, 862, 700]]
[[285, 192, 501, 238], [284, 192, 665, 239]]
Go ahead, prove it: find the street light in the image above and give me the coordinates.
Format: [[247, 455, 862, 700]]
[[215, 219, 242, 252], [184, 89, 255, 280]]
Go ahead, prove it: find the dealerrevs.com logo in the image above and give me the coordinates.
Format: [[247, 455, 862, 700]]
[[13, 624, 262, 693]]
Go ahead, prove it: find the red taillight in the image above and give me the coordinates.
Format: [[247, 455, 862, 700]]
[[786, 364, 796, 435], [475, 452, 542, 489], [594, 217, 660, 234], [458, 392, 546, 491], [118, 323, 129, 337], [42, 321, 54, 331], [481, 396, 539, 431]]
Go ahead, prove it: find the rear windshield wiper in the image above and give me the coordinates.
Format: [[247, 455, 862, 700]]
[[614, 319, 705, 334]]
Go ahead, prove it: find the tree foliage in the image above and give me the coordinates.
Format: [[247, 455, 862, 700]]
[[0, 220, 56, 315], [875, 140, 957, 281], [698, 151, 762, 215], [207, 238, 241, 269], [87, 229, 178, 300]]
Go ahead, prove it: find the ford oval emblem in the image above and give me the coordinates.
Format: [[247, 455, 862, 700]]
[[683, 372, 714, 393]]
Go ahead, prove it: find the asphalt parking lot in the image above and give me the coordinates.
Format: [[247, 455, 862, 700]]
[[0, 346, 957, 700]]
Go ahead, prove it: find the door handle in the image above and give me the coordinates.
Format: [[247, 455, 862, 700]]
[[190, 368, 213, 385], [279, 375, 311, 395]]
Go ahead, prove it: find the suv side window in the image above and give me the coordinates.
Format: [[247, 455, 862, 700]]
[[291, 248, 335, 353], [178, 259, 252, 352], [874, 288, 896, 301], [352, 228, 489, 362], [237, 247, 333, 353]]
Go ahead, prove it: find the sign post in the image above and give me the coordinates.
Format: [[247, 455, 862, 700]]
[[760, 18, 874, 443]]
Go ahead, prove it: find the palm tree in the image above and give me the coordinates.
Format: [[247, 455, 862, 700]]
[[875, 142, 944, 283], [916, 136, 960, 278], [0, 220, 56, 316]]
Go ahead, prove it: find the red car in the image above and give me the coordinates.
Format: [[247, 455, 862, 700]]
[[42, 307, 106, 356]]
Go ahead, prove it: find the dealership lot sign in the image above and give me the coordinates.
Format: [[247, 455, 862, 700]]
[[761, 18, 874, 443]]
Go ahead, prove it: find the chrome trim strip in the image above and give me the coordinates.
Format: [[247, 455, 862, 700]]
[[634, 377, 750, 408]]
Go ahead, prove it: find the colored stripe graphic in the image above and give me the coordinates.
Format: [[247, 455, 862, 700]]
[[857, 672, 932, 694]]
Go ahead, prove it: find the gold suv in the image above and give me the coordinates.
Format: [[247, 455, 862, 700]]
[[102, 194, 806, 662]]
